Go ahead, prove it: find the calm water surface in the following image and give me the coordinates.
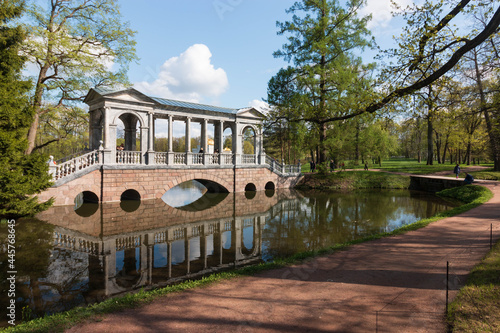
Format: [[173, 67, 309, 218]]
[[0, 183, 457, 326]]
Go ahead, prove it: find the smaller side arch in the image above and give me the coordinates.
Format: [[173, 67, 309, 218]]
[[265, 181, 275, 190], [244, 183, 256, 192]]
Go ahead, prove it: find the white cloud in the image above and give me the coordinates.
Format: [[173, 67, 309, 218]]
[[135, 44, 229, 103], [360, 0, 413, 29], [248, 99, 270, 114]]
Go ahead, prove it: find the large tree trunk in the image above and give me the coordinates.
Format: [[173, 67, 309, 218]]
[[25, 60, 50, 154], [355, 120, 360, 164], [319, 122, 327, 164], [416, 117, 422, 163], [473, 50, 500, 170], [442, 134, 449, 163], [434, 131, 441, 164], [426, 114, 433, 165]]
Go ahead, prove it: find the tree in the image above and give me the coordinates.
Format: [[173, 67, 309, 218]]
[[273, 0, 376, 164], [22, 0, 137, 154], [0, 0, 53, 217], [274, 0, 500, 127], [460, 7, 500, 170], [265, 67, 307, 163]]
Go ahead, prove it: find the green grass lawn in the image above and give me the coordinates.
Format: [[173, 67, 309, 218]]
[[300, 159, 500, 179], [448, 240, 500, 332]]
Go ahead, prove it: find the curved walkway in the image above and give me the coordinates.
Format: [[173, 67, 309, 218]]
[[67, 178, 500, 333]]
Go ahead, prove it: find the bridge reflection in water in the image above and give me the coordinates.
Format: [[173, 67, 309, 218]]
[[35, 190, 295, 303], [0, 188, 457, 327]]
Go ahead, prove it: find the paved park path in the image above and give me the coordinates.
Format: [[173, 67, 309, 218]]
[[67, 176, 500, 333]]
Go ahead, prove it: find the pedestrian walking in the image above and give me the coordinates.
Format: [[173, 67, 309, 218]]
[[453, 163, 460, 179]]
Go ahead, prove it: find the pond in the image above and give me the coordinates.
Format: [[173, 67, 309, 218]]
[[0, 183, 457, 327]]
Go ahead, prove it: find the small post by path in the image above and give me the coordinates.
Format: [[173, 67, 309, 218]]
[[446, 261, 449, 313], [491, 223, 493, 250]]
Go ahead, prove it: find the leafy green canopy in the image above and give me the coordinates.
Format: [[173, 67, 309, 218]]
[[271, 0, 376, 163], [0, 0, 53, 217], [22, 0, 138, 154]]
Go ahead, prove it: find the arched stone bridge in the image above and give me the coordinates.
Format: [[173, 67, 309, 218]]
[[39, 88, 302, 206]]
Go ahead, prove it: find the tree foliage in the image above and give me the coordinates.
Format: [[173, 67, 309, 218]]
[[266, 0, 500, 167], [22, 0, 138, 154], [0, 0, 53, 217], [272, 0, 376, 163]]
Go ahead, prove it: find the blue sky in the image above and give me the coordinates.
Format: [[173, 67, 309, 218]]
[[118, 0, 411, 110]]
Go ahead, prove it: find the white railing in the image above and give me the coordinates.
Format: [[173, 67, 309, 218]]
[[192, 153, 203, 165], [51, 150, 101, 181], [222, 153, 233, 164], [265, 155, 301, 175], [49, 148, 301, 183], [242, 154, 256, 164], [208, 153, 219, 165], [116, 151, 141, 164], [155, 152, 168, 164], [53, 232, 99, 255], [173, 152, 186, 164]]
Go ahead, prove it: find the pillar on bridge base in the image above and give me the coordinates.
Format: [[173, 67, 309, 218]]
[[103, 149, 114, 165], [259, 152, 266, 165], [147, 151, 156, 165]]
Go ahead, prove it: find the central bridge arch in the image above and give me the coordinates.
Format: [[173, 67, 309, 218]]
[[194, 179, 229, 193]]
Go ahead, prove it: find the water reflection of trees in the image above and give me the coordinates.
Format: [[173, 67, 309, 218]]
[[0, 189, 456, 327], [263, 190, 455, 259]]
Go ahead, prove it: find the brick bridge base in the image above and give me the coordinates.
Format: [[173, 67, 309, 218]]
[[38, 166, 303, 206]]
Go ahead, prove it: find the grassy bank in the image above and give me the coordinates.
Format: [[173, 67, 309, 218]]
[[447, 241, 500, 332], [301, 159, 499, 179], [1, 184, 492, 333], [296, 171, 410, 190]]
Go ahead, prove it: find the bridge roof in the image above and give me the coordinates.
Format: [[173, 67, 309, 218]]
[[86, 87, 257, 116], [150, 96, 238, 114]]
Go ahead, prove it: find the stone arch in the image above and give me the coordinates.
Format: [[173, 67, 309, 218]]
[[114, 184, 147, 202], [159, 171, 232, 198], [222, 123, 235, 153], [113, 111, 144, 152], [63, 183, 101, 206], [244, 183, 256, 191], [241, 125, 256, 155], [89, 109, 104, 150], [111, 110, 145, 128], [265, 181, 275, 190], [121, 189, 141, 201]]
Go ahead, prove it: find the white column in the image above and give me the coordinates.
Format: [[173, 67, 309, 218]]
[[201, 119, 208, 152], [201, 119, 208, 164], [148, 111, 154, 152], [167, 115, 174, 165], [103, 107, 110, 149], [147, 111, 155, 165], [218, 120, 224, 165], [218, 120, 224, 152], [234, 122, 242, 165], [185, 117, 191, 153], [168, 115, 173, 152]]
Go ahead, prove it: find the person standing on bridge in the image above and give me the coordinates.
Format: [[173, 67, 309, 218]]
[[453, 163, 460, 179]]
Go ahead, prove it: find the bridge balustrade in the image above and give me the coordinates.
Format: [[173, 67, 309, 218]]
[[242, 154, 256, 164], [116, 151, 141, 164], [49, 148, 301, 184], [50, 150, 101, 181]]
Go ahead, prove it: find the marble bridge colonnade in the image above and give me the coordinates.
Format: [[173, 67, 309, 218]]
[[39, 88, 302, 206], [85, 87, 265, 167]]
